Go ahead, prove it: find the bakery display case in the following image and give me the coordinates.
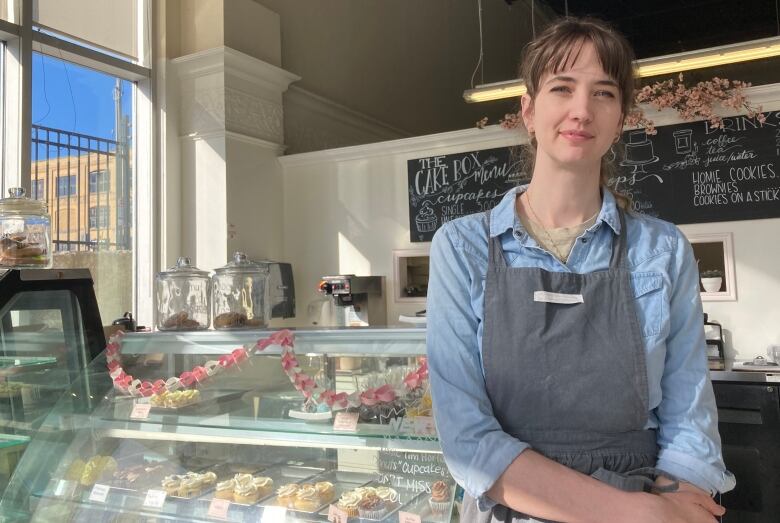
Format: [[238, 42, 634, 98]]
[[0, 328, 455, 522], [0, 268, 105, 497]]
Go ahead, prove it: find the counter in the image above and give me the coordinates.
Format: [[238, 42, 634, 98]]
[[711, 359, 780, 383]]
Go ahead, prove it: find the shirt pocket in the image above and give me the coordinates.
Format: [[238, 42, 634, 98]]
[[630, 272, 665, 338]]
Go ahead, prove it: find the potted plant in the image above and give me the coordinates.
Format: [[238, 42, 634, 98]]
[[700, 269, 724, 293]]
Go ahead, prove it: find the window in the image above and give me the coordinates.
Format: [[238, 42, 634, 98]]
[[56, 175, 77, 197], [33, 179, 45, 200], [89, 170, 110, 193], [89, 206, 109, 229]]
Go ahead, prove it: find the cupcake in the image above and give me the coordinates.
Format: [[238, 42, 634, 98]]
[[234, 482, 260, 504], [179, 475, 203, 498], [214, 479, 235, 500], [252, 476, 274, 498], [315, 481, 335, 504], [201, 471, 217, 488], [294, 484, 320, 511], [161, 475, 181, 497], [415, 201, 438, 233], [358, 493, 387, 520], [336, 491, 361, 517], [233, 473, 253, 488], [429, 481, 450, 515], [375, 486, 400, 507], [276, 484, 299, 508]]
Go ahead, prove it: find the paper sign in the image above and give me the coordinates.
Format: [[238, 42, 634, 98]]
[[130, 403, 152, 420], [327, 504, 349, 523], [533, 291, 584, 305], [54, 479, 74, 497], [333, 411, 359, 432], [208, 498, 231, 519], [413, 416, 437, 436], [89, 483, 110, 503], [143, 489, 167, 509], [261, 506, 287, 522], [398, 512, 423, 523]]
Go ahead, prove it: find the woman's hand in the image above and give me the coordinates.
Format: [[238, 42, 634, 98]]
[[655, 476, 725, 518], [633, 490, 724, 523]]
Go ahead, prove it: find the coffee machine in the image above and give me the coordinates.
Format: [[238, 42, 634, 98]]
[[312, 275, 386, 327]]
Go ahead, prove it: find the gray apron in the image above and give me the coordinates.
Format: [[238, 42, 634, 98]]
[[462, 208, 676, 523]]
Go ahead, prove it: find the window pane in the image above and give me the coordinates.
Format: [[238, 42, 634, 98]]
[[32, 52, 134, 322], [0, 0, 18, 23], [33, 0, 140, 60]]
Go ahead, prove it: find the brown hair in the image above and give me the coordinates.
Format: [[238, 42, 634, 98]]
[[518, 17, 636, 210]]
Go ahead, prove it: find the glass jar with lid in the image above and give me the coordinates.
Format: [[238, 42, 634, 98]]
[[155, 257, 211, 331], [212, 252, 270, 329], [0, 188, 52, 268]]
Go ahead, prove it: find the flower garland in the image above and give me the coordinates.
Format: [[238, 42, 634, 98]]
[[479, 74, 765, 135], [106, 329, 428, 410]]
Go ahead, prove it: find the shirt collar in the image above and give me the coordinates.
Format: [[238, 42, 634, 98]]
[[488, 184, 623, 238]]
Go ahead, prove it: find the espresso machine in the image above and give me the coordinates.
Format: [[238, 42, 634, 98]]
[[312, 275, 386, 327]]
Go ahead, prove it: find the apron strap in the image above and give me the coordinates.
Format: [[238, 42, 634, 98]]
[[609, 209, 628, 270], [486, 210, 507, 269]]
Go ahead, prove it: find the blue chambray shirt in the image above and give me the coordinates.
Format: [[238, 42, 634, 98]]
[[426, 185, 735, 510]]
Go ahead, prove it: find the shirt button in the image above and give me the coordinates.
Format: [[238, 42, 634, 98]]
[[581, 238, 588, 243]]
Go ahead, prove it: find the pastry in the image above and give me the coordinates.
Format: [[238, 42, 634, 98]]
[[294, 484, 320, 511], [233, 482, 260, 504], [358, 493, 387, 520], [276, 484, 299, 508], [429, 481, 450, 515], [200, 471, 218, 488], [375, 486, 399, 506], [161, 311, 202, 330], [314, 481, 335, 504], [336, 490, 361, 517], [178, 475, 203, 498], [214, 479, 235, 500], [214, 312, 248, 329], [252, 476, 274, 498], [161, 475, 181, 496], [63, 459, 85, 481], [79, 456, 117, 486]]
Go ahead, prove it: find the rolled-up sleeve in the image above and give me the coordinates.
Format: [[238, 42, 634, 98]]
[[655, 229, 736, 494], [427, 223, 529, 509]]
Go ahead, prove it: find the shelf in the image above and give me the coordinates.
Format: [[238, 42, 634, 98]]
[[119, 327, 427, 356], [93, 413, 442, 453]]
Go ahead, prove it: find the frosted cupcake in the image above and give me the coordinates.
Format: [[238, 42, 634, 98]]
[[294, 484, 320, 511], [358, 493, 387, 520], [252, 476, 274, 498], [429, 481, 450, 515], [336, 490, 361, 517], [315, 481, 335, 504], [214, 478, 235, 500], [375, 486, 400, 507], [276, 484, 299, 508]]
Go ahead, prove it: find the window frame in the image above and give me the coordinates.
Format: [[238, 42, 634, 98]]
[[0, 0, 154, 323]]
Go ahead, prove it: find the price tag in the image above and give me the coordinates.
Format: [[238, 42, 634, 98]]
[[327, 504, 349, 523], [143, 489, 167, 509], [89, 483, 110, 503], [54, 479, 74, 497], [398, 512, 423, 523], [413, 416, 437, 436], [208, 497, 231, 520], [260, 506, 287, 522], [333, 411, 359, 432], [130, 402, 152, 420]]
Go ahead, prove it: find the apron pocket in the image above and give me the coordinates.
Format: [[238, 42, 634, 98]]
[[591, 466, 680, 493], [629, 272, 664, 338]]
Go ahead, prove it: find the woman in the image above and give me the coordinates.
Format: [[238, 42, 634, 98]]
[[427, 17, 735, 523]]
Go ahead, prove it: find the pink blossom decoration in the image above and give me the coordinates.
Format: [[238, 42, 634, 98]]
[[375, 384, 396, 402]]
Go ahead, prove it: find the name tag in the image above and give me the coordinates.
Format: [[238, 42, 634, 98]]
[[533, 291, 584, 305]]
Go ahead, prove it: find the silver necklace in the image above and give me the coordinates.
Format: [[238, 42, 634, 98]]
[[523, 191, 600, 262]]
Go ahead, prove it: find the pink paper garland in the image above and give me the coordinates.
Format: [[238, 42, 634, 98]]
[[105, 329, 428, 409]]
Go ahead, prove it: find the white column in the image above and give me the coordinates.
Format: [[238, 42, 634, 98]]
[[171, 46, 299, 271]]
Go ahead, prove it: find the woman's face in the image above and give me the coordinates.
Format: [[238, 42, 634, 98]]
[[521, 41, 624, 171]]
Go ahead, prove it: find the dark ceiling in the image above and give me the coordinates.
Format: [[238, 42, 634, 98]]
[[538, 0, 780, 58]]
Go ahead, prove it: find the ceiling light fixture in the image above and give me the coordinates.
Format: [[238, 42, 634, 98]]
[[463, 35, 780, 103]]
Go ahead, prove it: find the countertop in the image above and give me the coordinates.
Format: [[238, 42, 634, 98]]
[[711, 360, 780, 383]]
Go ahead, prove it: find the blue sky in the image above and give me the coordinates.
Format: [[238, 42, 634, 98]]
[[32, 52, 132, 142]]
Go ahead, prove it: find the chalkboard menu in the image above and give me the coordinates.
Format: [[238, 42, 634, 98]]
[[407, 111, 779, 241], [407, 147, 526, 242], [611, 111, 780, 223]]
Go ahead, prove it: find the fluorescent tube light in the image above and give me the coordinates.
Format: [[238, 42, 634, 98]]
[[463, 79, 527, 103]]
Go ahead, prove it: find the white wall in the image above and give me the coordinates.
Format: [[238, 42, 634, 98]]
[[279, 86, 780, 359]]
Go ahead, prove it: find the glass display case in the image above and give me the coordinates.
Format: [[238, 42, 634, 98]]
[[0, 328, 456, 522], [0, 268, 105, 496]]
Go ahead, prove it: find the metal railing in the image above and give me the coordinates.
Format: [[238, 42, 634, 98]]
[[31, 125, 132, 252]]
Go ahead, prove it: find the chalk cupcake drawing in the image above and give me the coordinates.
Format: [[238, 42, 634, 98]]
[[415, 201, 437, 233]]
